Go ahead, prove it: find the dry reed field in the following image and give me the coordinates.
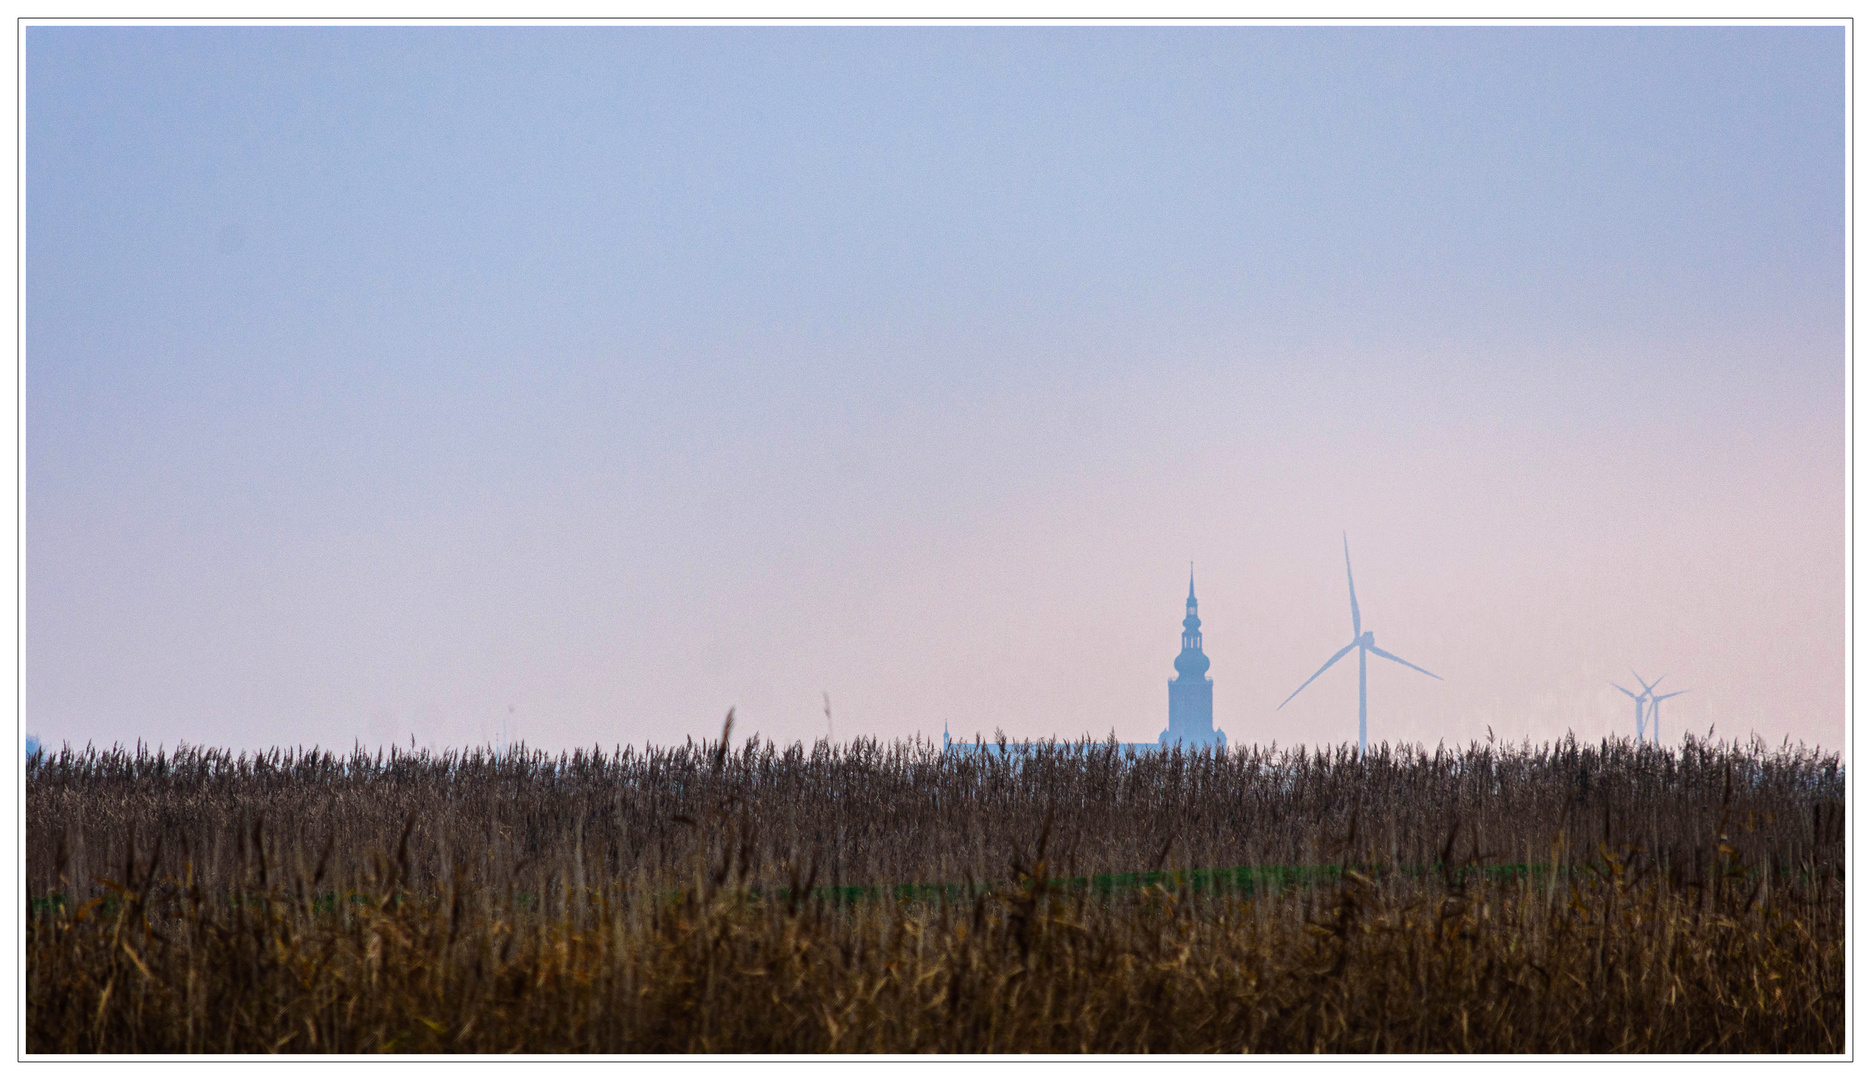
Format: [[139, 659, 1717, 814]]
[[26, 725, 1844, 1054]]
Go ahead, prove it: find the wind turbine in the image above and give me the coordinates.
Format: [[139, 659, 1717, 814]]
[[1633, 672, 1665, 741], [1611, 682, 1650, 740], [1609, 666, 1668, 741], [1278, 534, 1442, 754], [1648, 689, 1688, 745]]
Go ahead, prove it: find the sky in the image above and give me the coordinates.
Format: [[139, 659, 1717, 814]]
[[25, 26, 1846, 755]]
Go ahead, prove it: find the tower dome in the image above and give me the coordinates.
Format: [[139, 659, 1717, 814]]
[[1174, 646, 1211, 679]]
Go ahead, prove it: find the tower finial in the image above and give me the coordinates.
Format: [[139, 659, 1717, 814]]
[[1188, 562, 1195, 600]]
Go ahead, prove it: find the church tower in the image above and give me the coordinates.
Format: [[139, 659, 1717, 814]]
[[1162, 567, 1226, 750]]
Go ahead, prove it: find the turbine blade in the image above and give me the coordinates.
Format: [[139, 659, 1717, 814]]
[[1655, 690, 1689, 701], [1611, 683, 1638, 700], [1343, 533, 1361, 637], [1278, 640, 1358, 710], [1368, 644, 1441, 681], [1633, 670, 1663, 694]]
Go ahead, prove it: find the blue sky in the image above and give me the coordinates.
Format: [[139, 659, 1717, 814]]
[[26, 26, 1845, 752]]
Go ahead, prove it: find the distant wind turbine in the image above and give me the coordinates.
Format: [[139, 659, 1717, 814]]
[[1633, 672, 1665, 741], [1614, 672, 1667, 742], [1648, 689, 1688, 745], [1278, 534, 1442, 754], [1611, 682, 1649, 740]]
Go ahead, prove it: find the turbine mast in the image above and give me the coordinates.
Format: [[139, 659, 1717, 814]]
[[1358, 637, 1369, 754]]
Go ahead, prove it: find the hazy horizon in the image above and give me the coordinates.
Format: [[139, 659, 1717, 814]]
[[26, 26, 1846, 755]]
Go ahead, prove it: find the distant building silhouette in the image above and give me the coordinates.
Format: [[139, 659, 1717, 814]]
[[942, 570, 1227, 757], [1162, 568, 1226, 750]]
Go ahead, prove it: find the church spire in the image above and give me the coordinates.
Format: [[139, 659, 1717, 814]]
[[1164, 567, 1222, 750], [1176, 568, 1207, 674]]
